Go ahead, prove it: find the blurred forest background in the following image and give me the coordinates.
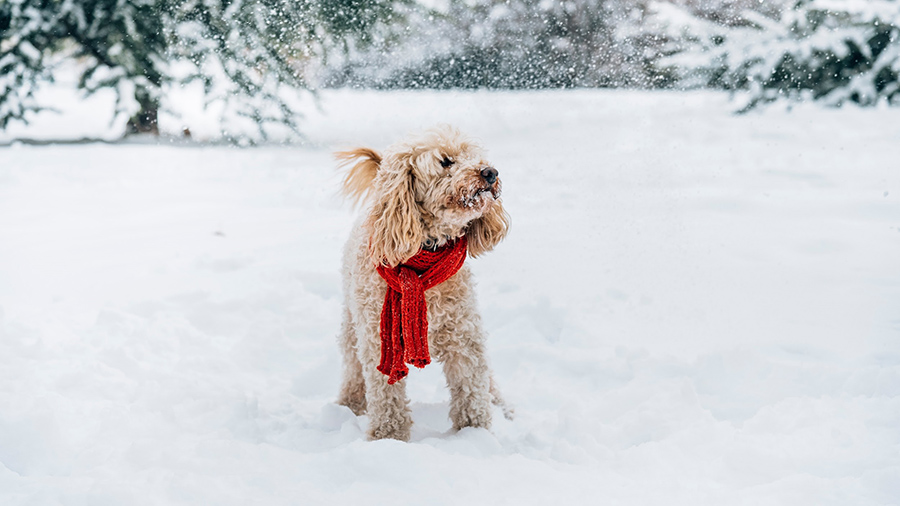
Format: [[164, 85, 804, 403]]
[[2, 0, 899, 140]]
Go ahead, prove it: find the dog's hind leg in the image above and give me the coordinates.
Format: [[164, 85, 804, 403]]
[[489, 375, 515, 421], [336, 306, 367, 415]]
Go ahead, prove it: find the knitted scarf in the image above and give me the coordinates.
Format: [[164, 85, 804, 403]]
[[375, 236, 468, 384]]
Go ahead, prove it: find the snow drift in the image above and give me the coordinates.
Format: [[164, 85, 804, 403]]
[[0, 90, 898, 505]]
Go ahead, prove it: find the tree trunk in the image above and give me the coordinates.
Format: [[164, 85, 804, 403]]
[[126, 89, 159, 136]]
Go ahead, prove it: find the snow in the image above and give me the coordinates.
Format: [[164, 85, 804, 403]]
[[1, 90, 899, 505]]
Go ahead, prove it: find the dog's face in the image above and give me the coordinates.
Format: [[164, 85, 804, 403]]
[[338, 127, 510, 267], [406, 135, 502, 244]]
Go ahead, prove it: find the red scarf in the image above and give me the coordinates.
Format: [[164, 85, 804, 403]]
[[375, 237, 468, 384]]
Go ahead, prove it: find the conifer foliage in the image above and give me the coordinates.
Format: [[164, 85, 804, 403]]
[[1, 1, 167, 130], [326, 0, 675, 90], [656, 0, 900, 109], [0, 0, 398, 138]]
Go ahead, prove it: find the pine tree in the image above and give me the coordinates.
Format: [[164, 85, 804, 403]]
[[653, 0, 900, 109], [0, 0, 402, 139], [1, 1, 169, 132], [326, 0, 677, 90], [169, 0, 318, 141]]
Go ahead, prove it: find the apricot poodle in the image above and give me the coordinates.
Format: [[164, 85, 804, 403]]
[[335, 126, 512, 441]]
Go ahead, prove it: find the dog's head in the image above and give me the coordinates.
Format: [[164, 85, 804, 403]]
[[338, 126, 510, 267]]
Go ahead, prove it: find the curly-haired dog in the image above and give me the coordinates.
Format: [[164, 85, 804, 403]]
[[335, 127, 512, 441]]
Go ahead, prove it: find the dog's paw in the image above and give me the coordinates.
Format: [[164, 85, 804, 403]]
[[451, 401, 493, 431], [336, 395, 367, 416], [491, 395, 515, 421], [367, 419, 412, 442]]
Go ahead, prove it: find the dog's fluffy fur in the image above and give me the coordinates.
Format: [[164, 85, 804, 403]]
[[335, 126, 512, 441]]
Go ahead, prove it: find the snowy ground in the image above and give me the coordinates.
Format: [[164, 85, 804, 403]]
[[1, 90, 899, 505]]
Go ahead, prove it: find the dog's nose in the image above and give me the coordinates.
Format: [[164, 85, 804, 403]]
[[480, 167, 498, 185]]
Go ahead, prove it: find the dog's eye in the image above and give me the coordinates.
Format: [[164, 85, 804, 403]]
[[440, 157, 454, 168]]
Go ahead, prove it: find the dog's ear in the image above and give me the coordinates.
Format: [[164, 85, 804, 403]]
[[336, 148, 382, 204], [365, 153, 425, 267], [466, 198, 510, 258]]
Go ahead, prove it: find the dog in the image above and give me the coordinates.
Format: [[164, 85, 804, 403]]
[[335, 126, 512, 441]]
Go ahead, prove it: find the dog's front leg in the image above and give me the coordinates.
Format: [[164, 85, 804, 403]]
[[336, 306, 367, 415], [362, 367, 412, 441], [440, 340, 493, 432], [356, 330, 413, 441]]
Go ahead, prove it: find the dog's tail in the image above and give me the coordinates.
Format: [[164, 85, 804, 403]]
[[336, 148, 381, 205]]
